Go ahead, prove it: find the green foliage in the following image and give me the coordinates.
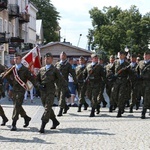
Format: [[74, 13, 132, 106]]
[[88, 5, 150, 56], [31, 0, 60, 43]]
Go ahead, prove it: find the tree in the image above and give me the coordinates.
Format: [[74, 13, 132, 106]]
[[31, 0, 60, 44], [88, 5, 150, 56]]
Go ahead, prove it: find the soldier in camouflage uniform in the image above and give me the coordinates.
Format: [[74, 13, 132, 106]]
[[110, 51, 131, 117], [0, 64, 8, 126], [97, 57, 107, 111], [36, 53, 64, 133], [5, 53, 37, 131], [55, 52, 77, 116], [83, 54, 106, 117], [129, 54, 139, 113], [137, 51, 150, 119], [75, 56, 88, 112], [105, 55, 116, 112]]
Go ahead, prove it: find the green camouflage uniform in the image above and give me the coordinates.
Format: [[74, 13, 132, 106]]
[[0, 64, 6, 117], [129, 62, 139, 112], [5, 65, 36, 121], [97, 64, 107, 108], [105, 62, 116, 111], [83, 63, 106, 114], [55, 60, 77, 108], [137, 60, 150, 118], [0, 105, 5, 117], [36, 64, 64, 123], [110, 60, 131, 116], [75, 64, 87, 105]]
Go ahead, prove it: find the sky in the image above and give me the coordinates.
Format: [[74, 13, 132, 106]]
[[51, 0, 150, 50]]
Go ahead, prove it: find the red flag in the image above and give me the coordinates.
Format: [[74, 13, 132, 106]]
[[25, 5, 28, 13], [22, 47, 41, 76]]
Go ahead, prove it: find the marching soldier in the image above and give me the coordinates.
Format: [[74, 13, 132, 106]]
[[97, 57, 107, 111], [129, 54, 139, 113], [0, 64, 8, 126], [76, 56, 88, 112], [4, 52, 37, 131], [110, 51, 131, 117], [83, 54, 106, 117], [36, 53, 64, 133], [137, 51, 150, 119], [105, 55, 116, 112], [55, 51, 77, 116]]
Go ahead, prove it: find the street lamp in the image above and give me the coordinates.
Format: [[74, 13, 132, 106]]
[[125, 46, 131, 59], [125, 46, 129, 52]]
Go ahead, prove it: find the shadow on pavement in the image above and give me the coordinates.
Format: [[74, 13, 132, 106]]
[[47, 127, 115, 136], [0, 135, 52, 144]]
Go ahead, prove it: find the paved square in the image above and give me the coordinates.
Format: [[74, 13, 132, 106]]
[[0, 96, 150, 150]]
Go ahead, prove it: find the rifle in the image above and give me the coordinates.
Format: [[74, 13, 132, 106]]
[[84, 63, 99, 83], [76, 66, 86, 80], [115, 64, 130, 76], [141, 64, 150, 77]]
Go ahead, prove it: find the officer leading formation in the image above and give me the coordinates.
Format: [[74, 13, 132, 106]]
[[0, 50, 149, 133]]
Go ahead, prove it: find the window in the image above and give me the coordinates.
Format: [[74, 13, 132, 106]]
[[4, 20, 7, 32], [0, 18, 3, 32], [12, 24, 15, 37], [9, 22, 12, 37]]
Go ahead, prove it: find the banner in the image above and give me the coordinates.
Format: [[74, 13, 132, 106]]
[[22, 46, 41, 76]]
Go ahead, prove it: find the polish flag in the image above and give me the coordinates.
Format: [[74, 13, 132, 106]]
[[25, 5, 29, 13], [22, 46, 41, 76]]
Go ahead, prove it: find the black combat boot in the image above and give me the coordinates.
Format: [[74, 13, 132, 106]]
[[126, 100, 130, 107], [57, 108, 63, 116], [116, 109, 122, 117], [83, 102, 89, 110], [96, 105, 100, 114], [51, 118, 60, 129], [10, 120, 17, 131], [129, 106, 133, 113], [89, 108, 95, 117], [1, 115, 8, 126], [141, 108, 147, 119], [109, 105, 113, 112], [113, 103, 117, 110], [102, 100, 107, 108], [77, 104, 82, 112], [63, 104, 69, 114], [136, 102, 140, 110], [39, 121, 47, 133], [23, 115, 31, 127]]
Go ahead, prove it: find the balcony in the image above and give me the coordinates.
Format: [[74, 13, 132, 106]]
[[19, 12, 30, 23], [8, 4, 20, 18], [0, 0, 8, 11], [0, 32, 8, 43], [10, 37, 24, 43]]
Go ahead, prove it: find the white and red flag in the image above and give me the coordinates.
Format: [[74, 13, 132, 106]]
[[22, 46, 41, 76]]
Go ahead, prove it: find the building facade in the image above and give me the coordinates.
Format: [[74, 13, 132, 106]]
[[0, 0, 37, 66], [40, 42, 93, 65]]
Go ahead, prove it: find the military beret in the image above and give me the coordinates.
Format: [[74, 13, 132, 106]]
[[44, 52, 53, 58], [79, 56, 85, 60], [14, 52, 22, 57], [136, 57, 140, 60], [60, 51, 67, 55], [110, 55, 115, 59], [144, 51, 150, 55], [91, 53, 98, 58], [119, 51, 126, 55], [131, 54, 137, 58], [69, 57, 73, 61]]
